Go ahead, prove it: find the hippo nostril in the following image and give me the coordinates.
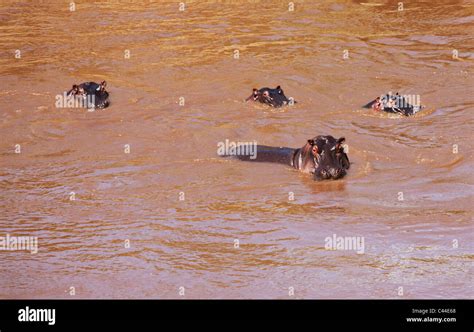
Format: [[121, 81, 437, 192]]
[[331, 168, 346, 179], [318, 169, 331, 180]]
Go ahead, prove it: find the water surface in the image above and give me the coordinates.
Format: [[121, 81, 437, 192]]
[[0, 0, 473, 298]]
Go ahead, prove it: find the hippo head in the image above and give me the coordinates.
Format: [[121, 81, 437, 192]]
[[67, 81, 107, 96], [307, 135, 350, 180], [67, 81, 109, 108], [246, 86, 293, 107], [364, 92, 421, 116]]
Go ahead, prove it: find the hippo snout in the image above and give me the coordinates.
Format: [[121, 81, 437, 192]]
[[329, 167, 346, 179], [315, 167, 346, 180]]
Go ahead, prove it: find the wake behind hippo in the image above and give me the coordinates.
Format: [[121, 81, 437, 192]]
[[364, 92, 422, 116], [246, 86, 295, 108], [67, 81, 110, 109], [226, 135, 350, 180]]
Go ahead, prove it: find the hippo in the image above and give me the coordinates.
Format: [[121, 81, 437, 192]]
[[363, 92, 422, 116], [246, 86, 295, 108], [233, 135, 350, 180], [67, 81, 110, 109]]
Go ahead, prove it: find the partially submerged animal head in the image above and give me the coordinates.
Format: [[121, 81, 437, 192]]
[[364, 92, 421, 116], [304, 135, 350, 180], [66, 81, 109, 108], [67, 81, 107, 96], [246, 86, 294, 107]]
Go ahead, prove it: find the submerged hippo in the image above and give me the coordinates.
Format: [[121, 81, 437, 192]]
[[233, 135, 350, 180], [67, 81, 110, 109], [246, 86, 295, 108], [363, 92, 422, 116]]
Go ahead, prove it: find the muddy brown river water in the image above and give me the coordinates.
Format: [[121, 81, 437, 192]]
[[0, 1, 473, 299]]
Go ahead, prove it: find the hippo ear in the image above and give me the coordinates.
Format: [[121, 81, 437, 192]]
[[246, 89, 259, 102], [67, 85, 78, 96], [336, 137, 346, 152], [336, 137, 345, 149], [96, 81, 107, 91], [307, 139, 315, 146]]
